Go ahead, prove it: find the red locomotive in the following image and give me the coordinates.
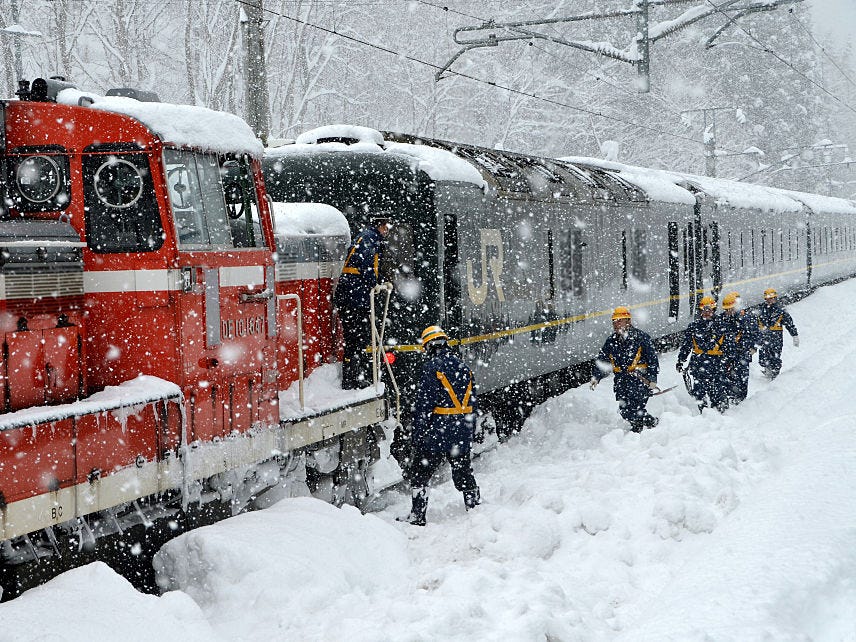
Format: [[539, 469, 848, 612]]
[[0, 78, 387, 598]]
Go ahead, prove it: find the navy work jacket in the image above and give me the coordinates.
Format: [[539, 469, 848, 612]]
[[719, 310, 760, 360], [333, 227, 384, 309], [594, 327, 659, 389], [412, 346, 478, 454], [678, 316, 728, 365], [757, 303, 797, 336]]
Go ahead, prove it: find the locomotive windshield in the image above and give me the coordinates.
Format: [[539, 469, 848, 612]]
[[82, 143, 163, 253], [165, 150, 264, 250]]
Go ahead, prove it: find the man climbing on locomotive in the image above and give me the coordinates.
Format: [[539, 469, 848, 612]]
[[333, 215, 392, 389], [399, 325, 480, 526], [589, 306, 660, 432]]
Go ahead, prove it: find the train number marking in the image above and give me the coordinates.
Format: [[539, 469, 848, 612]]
[[466, 228, 506, 306]]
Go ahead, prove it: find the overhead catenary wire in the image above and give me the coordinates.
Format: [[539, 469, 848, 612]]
[[787, 9, 856, 93], [704, 0, 856, 116], [236, 0, 735, 151]]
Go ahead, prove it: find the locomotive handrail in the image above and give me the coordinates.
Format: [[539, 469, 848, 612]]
[[370, 283, 400, 423], [277, 293, 304, 409]]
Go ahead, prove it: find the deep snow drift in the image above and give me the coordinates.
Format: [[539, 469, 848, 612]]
[[2, 280, 855, 641]]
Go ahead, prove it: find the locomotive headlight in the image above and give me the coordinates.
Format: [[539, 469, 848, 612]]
[[15, 155, 62, 203]]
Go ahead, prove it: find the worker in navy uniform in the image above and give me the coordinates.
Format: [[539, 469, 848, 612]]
[[400, 325, 480, 526], [756, 287, 799, 380], [718, 291, 759, 405], [677, 296, 729, 413], [333, 216, 392, 389], [589, 306, 660, 432]]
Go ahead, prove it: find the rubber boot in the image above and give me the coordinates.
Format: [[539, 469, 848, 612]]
[[399, 487, 427, 526], [463, 488, 480, 511]]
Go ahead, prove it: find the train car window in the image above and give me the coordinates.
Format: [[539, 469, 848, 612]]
[[221, 156, 263, 249], [740, 231, 745, 268], [682, 228, 688, 277], [761, 229, 766, 265], [621, 230, 628, 290], [668, 222, 679, 320], [727, 230, 733, 270], [632, 228, 647, 283], [82, 145, 163, 253], [164, 149, 231, 248], [547, 230, 555, 300], [779, 230, 784, 262], [557, 229, 586, 297], [7, 145, 71, 213], [709, 222, 720, 286], [750, 229, 756, 265]]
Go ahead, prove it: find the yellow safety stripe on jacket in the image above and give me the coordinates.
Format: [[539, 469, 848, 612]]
[[758, 313, 784, 331], [373, 253, 379, 279], [433, 371, 473, 415], [610, 347, 647, 373], [341, 237, 362, 275], [692, 335, 725, 356]]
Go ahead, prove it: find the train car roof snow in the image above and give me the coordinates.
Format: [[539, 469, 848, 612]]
[[266, 136, 487, 189], [56, 89, 264, 157], [562, 156, 805, 212], [295, 124, 384, 146], [384, 142, 487, 188], [271, 202, 351, 238], [775, 190, 856, 216], [560, 156, 696, 205]]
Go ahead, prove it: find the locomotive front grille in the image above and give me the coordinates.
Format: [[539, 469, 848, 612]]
[[1, 270, 84, 301]]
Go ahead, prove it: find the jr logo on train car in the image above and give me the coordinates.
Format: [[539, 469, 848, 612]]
[[467, 228, 506, 306]]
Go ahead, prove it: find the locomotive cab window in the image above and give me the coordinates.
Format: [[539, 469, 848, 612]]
[[83, 144, 163, 253], [164, 151, 264, 250], [6, 145, 71, 213], [221, 156, 264, 248]]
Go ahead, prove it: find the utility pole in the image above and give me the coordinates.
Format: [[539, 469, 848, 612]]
[[240, 0, 270, 144], [635, 0, 651, 93], [682, 106, 734, 177]]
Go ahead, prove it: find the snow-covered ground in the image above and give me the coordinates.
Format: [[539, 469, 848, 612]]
[[2, 280, 856, 641]]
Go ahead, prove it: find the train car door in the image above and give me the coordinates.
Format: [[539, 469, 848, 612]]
[[163, 149, 276, 442]]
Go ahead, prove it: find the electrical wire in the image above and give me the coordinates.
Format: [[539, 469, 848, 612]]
[[704, 0, 856, 116], [237, 0, 726, 149]]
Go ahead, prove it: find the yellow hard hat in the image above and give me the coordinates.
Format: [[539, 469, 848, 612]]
[[612, 306, 632, 321], [764, 288, 777, 299], [699, 296, 716, 310], [420, 325, 448, 347], [722, 292, 739, 310]]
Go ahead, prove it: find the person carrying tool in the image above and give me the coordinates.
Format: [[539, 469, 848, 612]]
[[756, 288, 799, 379], [399, 325, 480, 526], [677, 296, 729, 413], [589, 306, 660, 432]]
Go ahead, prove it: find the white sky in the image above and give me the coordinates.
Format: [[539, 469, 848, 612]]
[[2, 277, 856, 640], [809, 0, 856, 61]]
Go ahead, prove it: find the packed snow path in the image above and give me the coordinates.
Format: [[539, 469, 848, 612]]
[[2, 280, 855, 641]]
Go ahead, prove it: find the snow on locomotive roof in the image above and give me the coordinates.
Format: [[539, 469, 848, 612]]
[[266, 126, 487, 189], [384, 142, 487, 189], [562, 156, 804, 212], [295, 124, 384, 146], [271, 202, 351, 238], [55, 89, 264, 157]]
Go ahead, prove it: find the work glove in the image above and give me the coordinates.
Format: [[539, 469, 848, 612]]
[[792, 336, 800, 347], [589, 377, 599, 390], [647, 380, 659, 391], [675, 361, 684, 373]]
